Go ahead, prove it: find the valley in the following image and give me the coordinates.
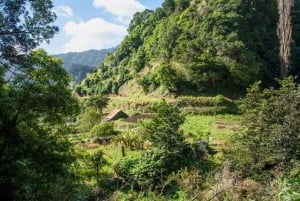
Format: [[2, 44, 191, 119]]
[[1, 0, 299, 200]]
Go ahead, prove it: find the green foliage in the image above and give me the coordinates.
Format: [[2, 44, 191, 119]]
[[85, 94, 109, 114], [88, 150, 107, 183], [68, 63, 95, 83], [111, 190, 172, 201], [114, 101, 189, 191], [75, 0, 300, 96], [291, 1, 300, 77], [279, 177, 300, 201], [167, 168, 203, 200], [117, 147, 181, 191], [174, 96, 218, 107], [235, 77, 300, 173], [0, 49, 79, 200], [54, 48, 116, 83], [171, 95, 237, 115], [139, 71, 160, 93], [215, 94, 225, 105], [0, 0, 58, 60], [180, 114, 240, 142], [156, 63, 178, 91], [143, 100, 185, 150], [0, 0, 83, 199], [114, 129, 144, 150], [55, 48, 116, 69], [159, 23, 181, 60], [129, 47, 146, 73], [78, 107, 102, 132], [139, 63, 179, 93], [186, 0, 270, 93], [162, 0, 175, 15], [90, 122, 115, 138], [78, 95, 108, 132]]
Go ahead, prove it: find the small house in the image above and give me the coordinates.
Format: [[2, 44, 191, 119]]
[[104, 109, 128, 121]]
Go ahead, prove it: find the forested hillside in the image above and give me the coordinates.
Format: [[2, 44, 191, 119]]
[[55, 48, 116, 83], [1, 0, 300, 200], [76, 0, 300, 97]]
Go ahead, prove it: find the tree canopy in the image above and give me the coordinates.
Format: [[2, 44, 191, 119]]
[[0, 0, 80, 200], [0, 0, 58, 63]]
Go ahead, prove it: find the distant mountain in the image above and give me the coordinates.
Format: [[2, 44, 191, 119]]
[[68, 63, 95, 84], [54, 48, 116, 83]]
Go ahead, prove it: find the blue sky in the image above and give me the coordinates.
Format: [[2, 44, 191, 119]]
[[40, 0, 164, 54]]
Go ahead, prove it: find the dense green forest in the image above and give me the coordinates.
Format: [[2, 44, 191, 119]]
[[76, 0, 300, 97], [0, 0, 299, 200], [54, 48, 116, 83]]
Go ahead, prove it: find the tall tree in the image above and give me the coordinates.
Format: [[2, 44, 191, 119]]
[[143, 100, 185, 150], [86, 94, 109, 115], [0, 1, 80, 200], [0, 49, 79, 200], [277, 0, 294, 78]]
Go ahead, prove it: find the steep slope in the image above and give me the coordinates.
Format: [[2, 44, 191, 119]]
[[54, 48, 116, 83], [76, 0, 300, 97]]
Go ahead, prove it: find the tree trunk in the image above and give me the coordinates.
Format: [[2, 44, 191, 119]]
[[277, 0, 294, 78]]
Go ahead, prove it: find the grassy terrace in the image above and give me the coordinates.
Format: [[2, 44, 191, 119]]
[[70, 95, 241, 200]]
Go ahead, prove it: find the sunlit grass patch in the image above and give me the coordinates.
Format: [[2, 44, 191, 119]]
[[181, 114, 241, 141]]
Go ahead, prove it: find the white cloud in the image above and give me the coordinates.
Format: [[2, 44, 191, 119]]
[[62, 18, 127, 52], [93, 0, 145, 24], [55, 6, 73, 18]]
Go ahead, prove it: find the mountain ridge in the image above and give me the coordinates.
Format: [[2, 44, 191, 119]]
[[54, 47, 116, 83]]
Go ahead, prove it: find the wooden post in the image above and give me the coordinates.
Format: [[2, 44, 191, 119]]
[[121, 145, 126, 157]]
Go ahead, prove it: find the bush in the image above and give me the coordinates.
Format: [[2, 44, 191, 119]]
[[90, 122, 115, 137], [234, 77, 300, 173], [114, 148, 183, 191], [215, 94, 225, 104], [88, 150, 107, 183], [113, 101, 192, 192], [113, 129, 143, 150], [142, 100, 185, 150]]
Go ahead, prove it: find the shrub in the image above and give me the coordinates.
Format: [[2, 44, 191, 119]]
[[215, 94, 225, 105], [142, 100, 185, 150], [234, 77, 300, 173], [88, 150, 107, 183], [113, 129, 144, 150], [167, 168, 203, 199], [78, 107, 102, 132], [113, 101, 192, 192], [114, 148, 182, 191], [90, 122, 115, 137]]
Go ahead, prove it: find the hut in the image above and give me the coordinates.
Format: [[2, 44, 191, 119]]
[[104, 109, 128, 121]]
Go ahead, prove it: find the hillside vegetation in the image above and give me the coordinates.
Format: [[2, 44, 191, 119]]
[[76, 0, 300, 97], [1, 0, 300, 200], [55, 48, 116, 83]]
